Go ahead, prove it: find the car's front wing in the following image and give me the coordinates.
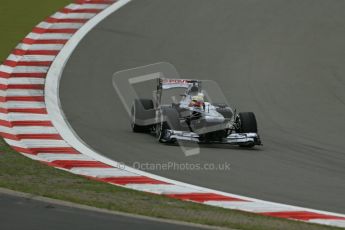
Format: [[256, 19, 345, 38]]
[[165, 129, 262, 146]]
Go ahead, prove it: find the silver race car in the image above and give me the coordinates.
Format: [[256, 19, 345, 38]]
[[131, 78, 261, 147]]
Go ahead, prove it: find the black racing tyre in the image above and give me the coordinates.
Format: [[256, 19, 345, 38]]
[[156, 107, 180, 143], [131, 99, 155, 133], [155, 121, 171, 143], [236, 112, 258, 133]]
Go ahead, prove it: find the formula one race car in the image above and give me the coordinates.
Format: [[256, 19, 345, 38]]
[[130, 78, 261, 147]]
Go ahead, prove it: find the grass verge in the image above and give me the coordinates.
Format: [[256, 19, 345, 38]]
[[0, 0, 71, 62], [0, 1, 342, 229]]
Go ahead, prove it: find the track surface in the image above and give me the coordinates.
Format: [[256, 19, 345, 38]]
[[0, 192, 203, 230], [60, 0, 345, 213]]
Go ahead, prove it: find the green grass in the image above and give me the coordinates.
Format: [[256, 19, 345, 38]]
[[0, 1, 342, 229], [0, 0, 71, 62]]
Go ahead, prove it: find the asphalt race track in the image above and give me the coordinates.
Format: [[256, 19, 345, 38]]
[[0, 192, 204, 230], [60, 0, 345, 213]]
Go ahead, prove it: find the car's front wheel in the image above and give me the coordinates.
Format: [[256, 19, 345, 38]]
[[236, 112, 258, 147], [236, 112, 258, 133], [155, 107, 180, 143], [155, 120, 171, 143]]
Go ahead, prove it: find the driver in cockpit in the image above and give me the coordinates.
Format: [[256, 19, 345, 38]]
[[189, 93, 205, 110]]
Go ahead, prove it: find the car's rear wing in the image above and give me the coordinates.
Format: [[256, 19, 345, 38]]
[[155, 78, 202, 107], [158, 78, 200, 90]]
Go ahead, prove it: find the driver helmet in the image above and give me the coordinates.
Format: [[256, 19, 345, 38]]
[[190, 93, 205, 108]]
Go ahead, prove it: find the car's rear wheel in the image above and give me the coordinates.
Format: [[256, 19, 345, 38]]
[[131, 99, 155, 133]]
